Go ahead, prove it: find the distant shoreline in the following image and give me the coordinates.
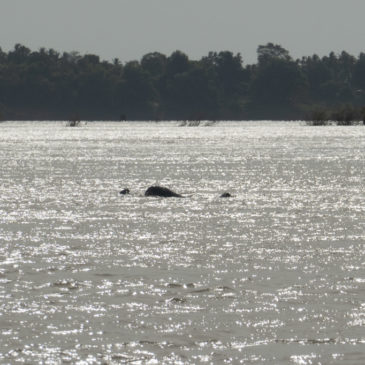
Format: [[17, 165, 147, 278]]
[[1, 43, 365, 123]]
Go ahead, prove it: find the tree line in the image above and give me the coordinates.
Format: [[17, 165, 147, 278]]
[[1, 43, 365, 121]]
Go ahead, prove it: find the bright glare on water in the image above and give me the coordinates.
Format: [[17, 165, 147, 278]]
[[0, 121, 364, 364]]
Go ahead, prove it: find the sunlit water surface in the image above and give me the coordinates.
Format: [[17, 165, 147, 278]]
[[0, 121, 364, 364]]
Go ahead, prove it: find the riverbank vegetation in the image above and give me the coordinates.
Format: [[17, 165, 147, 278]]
[[1, 43, 365, 121], [306, 105, 365, 125]]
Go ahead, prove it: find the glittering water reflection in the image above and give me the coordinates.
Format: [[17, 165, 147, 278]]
[[0, 121, 364, 364]]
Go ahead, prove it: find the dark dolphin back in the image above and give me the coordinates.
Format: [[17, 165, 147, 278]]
[[145, 186, 182, 197]]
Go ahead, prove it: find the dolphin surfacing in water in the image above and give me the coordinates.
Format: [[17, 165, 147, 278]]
[[144, 186, 182, 197]]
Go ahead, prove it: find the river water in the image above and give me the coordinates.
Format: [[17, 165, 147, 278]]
[[0, 121, 364, 364]]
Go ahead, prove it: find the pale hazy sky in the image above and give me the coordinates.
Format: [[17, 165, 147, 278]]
[[1, 0, 365, 64]]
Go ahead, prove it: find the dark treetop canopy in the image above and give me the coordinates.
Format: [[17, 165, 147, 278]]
[[1, 43, 365, 121]]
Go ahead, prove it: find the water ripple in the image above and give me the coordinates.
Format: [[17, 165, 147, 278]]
[[0, 121, 364, 363]]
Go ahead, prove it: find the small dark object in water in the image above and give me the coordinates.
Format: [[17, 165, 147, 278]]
[[220, 192, 231, 198], [119, 188, 130, 195], [67, 114, 81, 127], [145, 186, 182, 197]]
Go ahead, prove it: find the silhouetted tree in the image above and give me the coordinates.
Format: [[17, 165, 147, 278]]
[[257, 43, 291, 65], [141, 52, 167, 77], [249, 45, 307, 118]]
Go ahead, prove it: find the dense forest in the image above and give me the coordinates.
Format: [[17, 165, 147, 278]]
[[1, 43, 365, 121]]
